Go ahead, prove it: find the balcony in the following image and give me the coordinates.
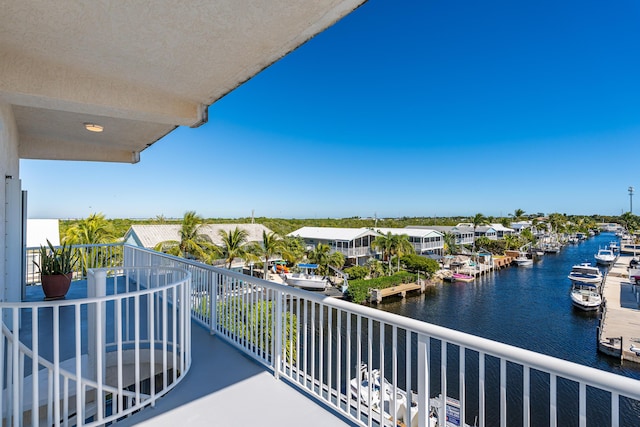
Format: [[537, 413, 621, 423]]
[[3, 244, 640, 426]]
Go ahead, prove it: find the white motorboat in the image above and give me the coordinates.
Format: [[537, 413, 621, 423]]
[[350, 364, 425, 427], [594, 248, 616, 266], [570, 282, 602, 311], [567, 263, 603, 285], [282, 263, 329, 290], [514, 252, 533, 267], [608, 241, 619, 252], [350, 365, 475, 427]]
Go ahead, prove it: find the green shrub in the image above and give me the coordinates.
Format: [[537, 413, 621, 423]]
[[400, 254, 439, 276], [344, 265, 368, 280], [346, 271, 417, 304]]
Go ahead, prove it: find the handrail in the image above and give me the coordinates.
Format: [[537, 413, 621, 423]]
[[124, 244, 640, 426], [1, 265, 191, 427]]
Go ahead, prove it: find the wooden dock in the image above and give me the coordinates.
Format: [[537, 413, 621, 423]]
[[597, 254, 640, 364], [493, 255, 514, 269], [370, 281, 427, 304]]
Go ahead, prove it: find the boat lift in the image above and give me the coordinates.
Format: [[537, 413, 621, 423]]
[[329, 265, 349, 293]]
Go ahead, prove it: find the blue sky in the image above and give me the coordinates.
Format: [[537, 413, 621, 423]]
[[21, 0, 640, 219]]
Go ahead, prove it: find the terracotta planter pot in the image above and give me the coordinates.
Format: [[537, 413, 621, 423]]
[[41, 273, 73, 300]]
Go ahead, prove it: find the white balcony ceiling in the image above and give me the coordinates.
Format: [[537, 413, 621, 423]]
[[0, 0, 365, 163]]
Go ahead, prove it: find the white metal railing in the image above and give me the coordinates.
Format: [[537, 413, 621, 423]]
[[123, 245, 640, 427], [1, 265, 191, 427], [25, 243, 124, 286]]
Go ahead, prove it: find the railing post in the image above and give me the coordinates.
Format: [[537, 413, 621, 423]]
[[274, 289, 283, 380], [87, 269, 107, 414], [417, 333, 429, 427]]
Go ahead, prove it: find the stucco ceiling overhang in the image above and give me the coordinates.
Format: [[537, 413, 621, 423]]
[[0, 0, 365, 163]]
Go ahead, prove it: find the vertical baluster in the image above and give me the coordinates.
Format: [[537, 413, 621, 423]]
[[406, 330, 412, 427], [302, 300, 309, 388], [441, 340, 447, 425], [479, 352, 485, 427], [134, 294, 140, 407], [63, 377, 69, 427], [296, 295, 301, 384], [500, 359, 506, 427], [392, 326, 398, 427], [74, 304, 83, 426], [117, 297, 123, 416], [52, 305, 60, 427], [460, 345, 466, 427], [327, 306, 333, 403], [611, 392, 619, 427], [311, 302, 316, 392], [149, 289, 156, 404], [378, 321, 385, 427], [356, 315, 362, 421], [550, 374, 556, 427], [318, 303, 324, 397], [367, 317, 373, 427], [523, 366, 530, 427], [33, 306, 40, 427], [579, 382, 586, 427], [336, 308, 342, 409], [172, 287, 177, 384], [346, 312, 352, 416]]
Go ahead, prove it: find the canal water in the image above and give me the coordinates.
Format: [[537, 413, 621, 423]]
[[380, 232, 640, 381], [376, 232, 640, 425]]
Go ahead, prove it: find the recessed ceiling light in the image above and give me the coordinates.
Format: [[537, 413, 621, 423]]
[[84, 123, 104, 132]]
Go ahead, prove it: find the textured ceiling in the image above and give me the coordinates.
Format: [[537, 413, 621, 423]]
[[0, 0, 365, 162]]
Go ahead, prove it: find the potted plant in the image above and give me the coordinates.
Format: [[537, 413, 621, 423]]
[[34, 239, 79, 300]]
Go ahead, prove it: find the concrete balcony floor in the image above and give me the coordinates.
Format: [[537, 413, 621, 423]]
[[113, 322, 355, 427]]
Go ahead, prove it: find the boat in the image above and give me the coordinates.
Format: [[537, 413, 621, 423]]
[[608, 241, 619, 252], [567, 263, 603, 285], [282, 263, 328, 290], [452, 273, 474, 282], [514, 252, 533, 267], [349, 364, 434, 427], [350, 365, 476, 427], [594, 248, 616, 266], [570, 282, 602, 311], [631, 341, 640, 356]]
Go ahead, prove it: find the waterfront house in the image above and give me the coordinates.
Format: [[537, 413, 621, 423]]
[[288, 226, 380, 265], [2, 2, 640, 426], [489, 223, 516, 238], [414, 225, 475, 247], [375, 227, 445, 256]]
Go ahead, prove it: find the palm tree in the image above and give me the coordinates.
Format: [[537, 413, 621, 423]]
[[307, 243, 344, 276], [503, 234, 519, 250], [253, 231, 285, 279], [154, 211, 212, 261], [63, 212, 119, 272], [217, 227, 250, 269], [281, 236, 305, 266], [372, 232, 395, 274], [442, 232, 458, 255], [390, 233, 414, 272], [63, 212, 117, 245], [471, 213, 489, 255], [509, 209, 526, 223]]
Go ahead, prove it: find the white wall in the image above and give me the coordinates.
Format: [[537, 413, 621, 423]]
[[0, 101, 20, 302]]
